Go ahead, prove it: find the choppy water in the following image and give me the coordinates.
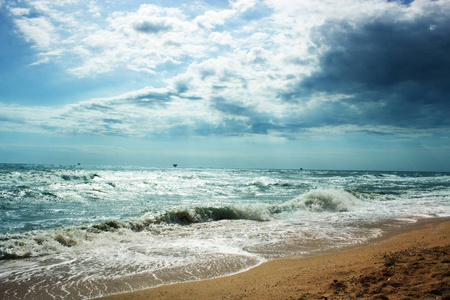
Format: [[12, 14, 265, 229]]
[[0, 164, 449, 299]]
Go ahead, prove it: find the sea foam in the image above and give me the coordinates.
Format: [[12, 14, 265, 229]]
[[1, 165, 449, 299]]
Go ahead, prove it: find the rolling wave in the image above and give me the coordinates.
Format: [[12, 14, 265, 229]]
[[0, 189, 360, 260]]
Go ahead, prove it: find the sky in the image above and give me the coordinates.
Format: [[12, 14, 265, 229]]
[[0, 0, 449, 171]]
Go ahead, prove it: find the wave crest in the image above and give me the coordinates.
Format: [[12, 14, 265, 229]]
[[276, 189, 361, 212], [148, 204, 272, 225], [0, 189, 361, 260], [303, 189, 360, 212]]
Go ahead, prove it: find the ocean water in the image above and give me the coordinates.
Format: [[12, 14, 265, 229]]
[[0, 164, 449, 299]]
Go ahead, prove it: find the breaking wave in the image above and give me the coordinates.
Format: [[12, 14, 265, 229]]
[[273, 189, 361, 213], [59, 172, 101, 181], [299, 189, 361, 212], [0, 189, 360, 260]]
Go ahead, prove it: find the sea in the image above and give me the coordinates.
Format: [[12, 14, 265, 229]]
[[0, 163, 449, 299]]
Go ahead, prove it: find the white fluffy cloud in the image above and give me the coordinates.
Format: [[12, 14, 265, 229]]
[[7, 1, 238, 75], [14, 16, 55, 50], [3, 0, 450, 139]]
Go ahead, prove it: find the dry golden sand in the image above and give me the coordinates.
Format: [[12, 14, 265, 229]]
[[97, 219, 450, 300]]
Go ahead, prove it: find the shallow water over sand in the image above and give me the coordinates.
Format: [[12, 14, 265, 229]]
[[1, 164, 449, 299]]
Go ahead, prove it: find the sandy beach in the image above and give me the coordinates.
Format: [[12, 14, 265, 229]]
[[97, 218, 450, 300]]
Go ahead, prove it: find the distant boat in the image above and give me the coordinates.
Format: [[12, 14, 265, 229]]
[[173, 164, 178, 167]]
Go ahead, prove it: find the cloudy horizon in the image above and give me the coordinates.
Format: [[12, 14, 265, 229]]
[[1, 0, 449, 171]]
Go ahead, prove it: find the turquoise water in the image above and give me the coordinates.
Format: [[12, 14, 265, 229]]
[[1, 164, 449, 299]]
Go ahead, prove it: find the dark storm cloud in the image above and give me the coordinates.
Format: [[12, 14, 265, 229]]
[[103, 118, 122, 124], [174, 80, 189, 94], [212, 97, 250, 116], [0, 115, 24, 124], [388, 0, 414, 5], [133, 21, 172, 34], [199, 67, 215, 80], [131, 90, 173, 105], [90, 104, 112, 111], [284, 5, 450, 129], [211, 97, 282, 135]]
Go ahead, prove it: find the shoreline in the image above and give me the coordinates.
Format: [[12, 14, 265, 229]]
[[96, 217, 450, 299]]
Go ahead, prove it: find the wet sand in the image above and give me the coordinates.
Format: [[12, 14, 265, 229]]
[[97, 218, 450, 300]]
